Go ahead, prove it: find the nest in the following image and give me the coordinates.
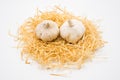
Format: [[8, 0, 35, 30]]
[[17, 7, 105, 69]]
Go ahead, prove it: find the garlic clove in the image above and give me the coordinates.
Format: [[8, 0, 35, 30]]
[[35, 20, 59, 42], [60, 19, 85, 43]]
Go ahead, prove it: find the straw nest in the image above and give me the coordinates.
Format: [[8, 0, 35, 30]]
[[17, 7, 105, 69]]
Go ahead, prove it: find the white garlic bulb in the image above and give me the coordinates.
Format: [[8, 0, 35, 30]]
[[35, 20, 59, 41], [60, 19, 85, 43]]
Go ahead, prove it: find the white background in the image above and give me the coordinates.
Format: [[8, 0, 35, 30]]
[[0, 0, 120, 80]]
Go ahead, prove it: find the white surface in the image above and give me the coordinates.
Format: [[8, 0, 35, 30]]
[[0, 0, 120, 80]]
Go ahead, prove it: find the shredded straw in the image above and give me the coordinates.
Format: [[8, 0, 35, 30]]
[[16, 6, 105, 69], [50, 73, 66, 77]]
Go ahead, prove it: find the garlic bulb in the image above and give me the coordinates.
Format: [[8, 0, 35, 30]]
[[35, 20, 59, 41], [60, 19, 85, 43]]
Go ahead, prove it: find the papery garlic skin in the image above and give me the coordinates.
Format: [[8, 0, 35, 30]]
[[60, 19, 85, 43], [35, 20, 59, 41]]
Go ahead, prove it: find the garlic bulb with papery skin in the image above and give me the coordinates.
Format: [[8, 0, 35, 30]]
[[35, 20, 59, 41], [60, 19, 85, 43]]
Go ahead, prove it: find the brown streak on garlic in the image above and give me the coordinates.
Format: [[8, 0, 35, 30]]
[[45, 23, 50, 28], [68, 20, 74, 27]]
